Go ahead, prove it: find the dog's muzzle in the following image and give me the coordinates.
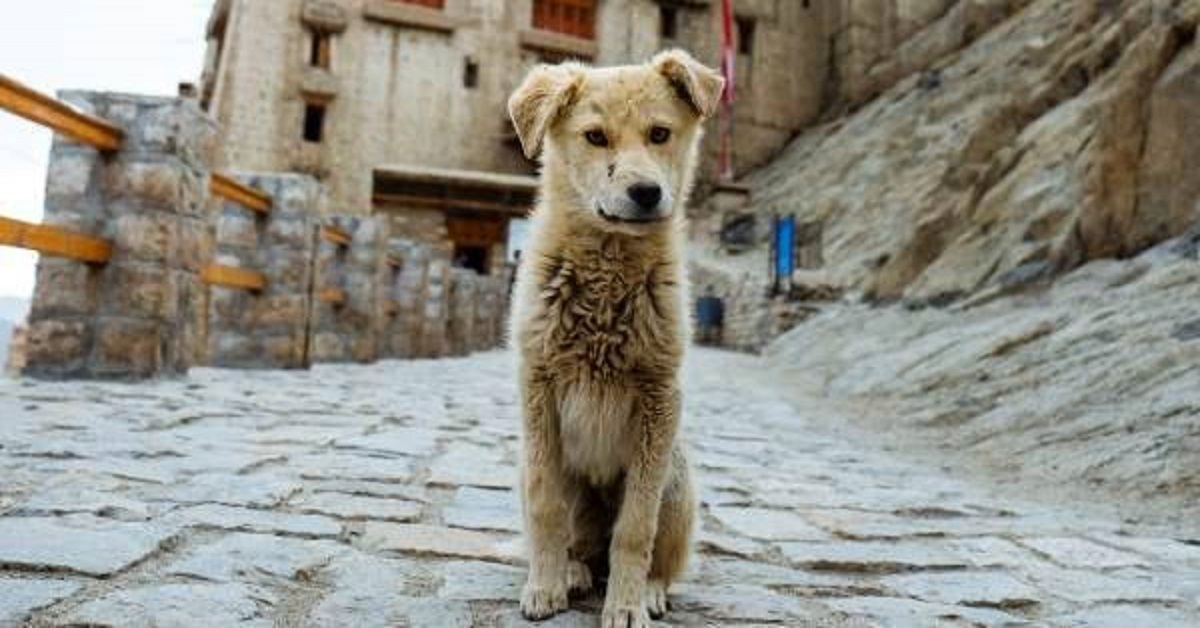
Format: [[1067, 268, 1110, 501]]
[[598, 183, 671, 224]]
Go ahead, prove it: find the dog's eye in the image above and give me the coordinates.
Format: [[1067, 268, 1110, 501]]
[[584, 129, 609, 147], [649, 126, 672, 145]]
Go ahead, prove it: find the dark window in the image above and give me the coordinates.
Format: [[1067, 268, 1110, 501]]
[[660, 6, 678, 39], [453, 245, 489, 275], [736, 16, 756, 56], [303, 103, 326, 143], [310, 30, 332, 69], [464, 58, 479, 89]]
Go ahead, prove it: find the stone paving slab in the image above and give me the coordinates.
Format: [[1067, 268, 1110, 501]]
[[0, 516, 173, 577], [0, 579, 81, 626], [1, 350, 1199, 626]]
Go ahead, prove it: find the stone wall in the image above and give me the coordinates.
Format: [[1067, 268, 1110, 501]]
[[310, 216, 387, 363], [208, 174, 324, 369], [690, 262, 822, 353], [384, 238, 431, 359], [417, 250, 452, 358], [22, 89, 510, 381], [25, 92, 218, 379]]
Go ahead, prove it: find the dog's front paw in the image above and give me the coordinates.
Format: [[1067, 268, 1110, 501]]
[[601, 602, 652, 628], [520, 579, 569, 621], [644, 579, 669, 619]]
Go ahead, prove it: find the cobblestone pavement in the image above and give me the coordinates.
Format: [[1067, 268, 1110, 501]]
[[2, 349, 1198, 627]]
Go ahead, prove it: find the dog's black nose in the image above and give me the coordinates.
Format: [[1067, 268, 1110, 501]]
[[627, 183, 663, 211]]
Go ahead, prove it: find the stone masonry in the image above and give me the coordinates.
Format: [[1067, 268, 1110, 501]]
[[382, 238, 432, 359], [25, 92, 218, 379], [418, 249, 453, 359], [208, 173, 324, 369], [310, 216, 386, 363], [2, 349, 1198, 626]]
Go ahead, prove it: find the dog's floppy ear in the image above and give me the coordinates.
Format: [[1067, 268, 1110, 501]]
[[652, 49, 725, 119], [508, 63, 585, 159]]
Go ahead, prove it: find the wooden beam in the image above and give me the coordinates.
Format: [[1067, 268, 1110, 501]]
[[201, 263, 267, 292], [372, 192, 530, 217], [210, 173, 272, 214], [0, 74, 124, 152], [0, 216, 112, 264], [321, 226, 352, 247], [318, 287, 346, 304]]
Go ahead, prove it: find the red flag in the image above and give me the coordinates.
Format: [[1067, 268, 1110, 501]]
[[719, 0, 736, 103], [718, 0, 736, 181]]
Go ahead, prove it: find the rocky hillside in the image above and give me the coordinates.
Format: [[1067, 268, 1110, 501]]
[[687, 0, 1200, 528], [703, 0, 1200, 304], [766, 230, 1200, 532]]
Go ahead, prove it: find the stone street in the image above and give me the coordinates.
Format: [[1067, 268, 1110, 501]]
[[1, 349, 1198, 627]]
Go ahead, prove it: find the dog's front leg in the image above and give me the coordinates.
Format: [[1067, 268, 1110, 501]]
[[520, 367, 573, 620], [603, 385, 680, 628]]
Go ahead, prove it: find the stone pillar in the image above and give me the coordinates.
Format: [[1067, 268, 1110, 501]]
[[208, 174, 322, 369], [481, 275, 510, 351], [310, 216, 385, 363], [447, 269, 478, 356], [417, 246, 452, 358], [387, 239, 431, 359], [25, 92, 217, 379]]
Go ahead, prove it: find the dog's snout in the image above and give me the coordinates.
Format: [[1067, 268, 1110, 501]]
[[627, 183, 663, 211]]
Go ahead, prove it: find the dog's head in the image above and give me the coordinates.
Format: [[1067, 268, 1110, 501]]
[[509, 50, 724, 233]]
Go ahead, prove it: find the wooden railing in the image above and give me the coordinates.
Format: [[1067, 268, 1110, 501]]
[[0, 74, 124, 152], [0, 72, 272, 294], [202, 263, 267, 292], [210, 173, 272, 214], [0, 216, 112, 264]]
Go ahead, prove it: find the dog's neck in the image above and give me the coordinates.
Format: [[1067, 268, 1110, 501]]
[[534, 205, 684, 274]]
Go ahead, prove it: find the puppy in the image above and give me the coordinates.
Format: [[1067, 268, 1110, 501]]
[[507, 50, 724, 627]]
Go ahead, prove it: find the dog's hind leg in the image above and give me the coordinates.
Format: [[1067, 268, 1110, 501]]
[[566, 485, 612, 594], [647, 447, 695, 619]]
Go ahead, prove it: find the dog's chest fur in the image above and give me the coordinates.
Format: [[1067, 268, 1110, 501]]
[[530, 236, 682, 379], [522, 235, 685, 485]]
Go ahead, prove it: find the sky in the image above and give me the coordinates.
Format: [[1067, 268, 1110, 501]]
[[0, 1, 213, 298]]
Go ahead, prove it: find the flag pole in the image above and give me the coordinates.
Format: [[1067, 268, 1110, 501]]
[[718, 0, 736, 183]]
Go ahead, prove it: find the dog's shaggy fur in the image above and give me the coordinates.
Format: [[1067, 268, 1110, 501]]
[[507, 50, 724, 627]]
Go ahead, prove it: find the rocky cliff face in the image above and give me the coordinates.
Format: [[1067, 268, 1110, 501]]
[[765, 228, 1200, 530], [686, 0, 1200, 522], [703, 0, 1200, 304]]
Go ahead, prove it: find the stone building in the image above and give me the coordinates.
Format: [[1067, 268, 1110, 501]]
[[197, 0, 846, 274]]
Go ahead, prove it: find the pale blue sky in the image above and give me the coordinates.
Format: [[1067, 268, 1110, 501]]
[[0, 1, 212, 297]]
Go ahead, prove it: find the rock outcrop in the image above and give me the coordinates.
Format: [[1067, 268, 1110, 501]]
[[764, 232, 1200, 529], [700, 0, 1200, 304]]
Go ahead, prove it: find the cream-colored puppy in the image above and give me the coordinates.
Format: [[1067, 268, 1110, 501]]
[[507, 50, 724, 627]]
